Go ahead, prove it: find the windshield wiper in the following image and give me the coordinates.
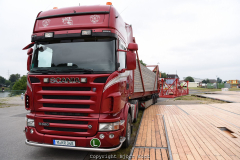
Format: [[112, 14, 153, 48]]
[[61, 68, 94, 73], [31, 69, 57, 73]]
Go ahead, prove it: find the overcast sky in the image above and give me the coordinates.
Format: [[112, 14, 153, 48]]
[[0, 0, 239, 81]]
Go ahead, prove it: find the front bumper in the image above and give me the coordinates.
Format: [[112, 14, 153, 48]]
[[25, 137, 125, 152]]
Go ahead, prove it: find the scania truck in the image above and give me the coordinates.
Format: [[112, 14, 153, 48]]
[[23, 3, 159, 152]]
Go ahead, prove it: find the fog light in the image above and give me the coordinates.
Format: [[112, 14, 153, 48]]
[[81, 78, 87, 83], [109, 134, 114, 139], [99, 134, 105, 139], [43, 78, 49, 83], [25, 128, 28, 133], [30, 129, 34, 134]]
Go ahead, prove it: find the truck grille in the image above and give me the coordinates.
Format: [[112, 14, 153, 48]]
[[43, 103, 90, 108], [43, 119, 88, 125], [42, 95, 90, 100], [42, 87, 91, 91], [34, 79, 105, 136], [45, 112, 88, 117], [44, 127, 87, 132]]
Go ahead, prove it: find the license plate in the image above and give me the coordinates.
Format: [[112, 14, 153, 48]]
[[53, 140, 75, 147]]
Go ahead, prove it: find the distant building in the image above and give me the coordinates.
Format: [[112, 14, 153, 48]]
[[167, 74, 179, 79], [208, 79, 217, 83], [183, 77, 204, 82], [188, 82, 199, 87], [227, 80, 239, 88], [166, 74, 179, 85]]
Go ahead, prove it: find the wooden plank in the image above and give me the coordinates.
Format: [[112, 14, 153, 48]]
[[161, 149, 168, 160], [144, 148, 150, 160], [138, 148, 145, 160], [132, 148, 140, 160], [146, 109, 152, 147], [151, 107, 157, 147], [162, 106, 180, 159], [150, 148, 156, 160], [155, 149, 162, 160]]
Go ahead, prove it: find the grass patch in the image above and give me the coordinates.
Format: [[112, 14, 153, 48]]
[[0, 102, 7, 108], [90, 110, 144, 160]]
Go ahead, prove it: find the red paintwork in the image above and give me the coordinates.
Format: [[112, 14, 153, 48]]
[[126, 51, 136, 70], [128, 43, 138, 51], [25, 4, 159, 150]]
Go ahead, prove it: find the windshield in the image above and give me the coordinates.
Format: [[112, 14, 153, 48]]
[[31, 38, 116, 73]]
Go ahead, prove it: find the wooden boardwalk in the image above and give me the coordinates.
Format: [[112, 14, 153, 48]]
[[197, 91, 240, 103], [130, 103, 240, 160]]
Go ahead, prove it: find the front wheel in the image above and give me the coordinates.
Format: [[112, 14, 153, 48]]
[[122, 113, 132, 148]]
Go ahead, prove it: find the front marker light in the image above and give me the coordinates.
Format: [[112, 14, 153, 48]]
[[43, 78, 49, 83], [99, 122, 119, 131], [44, 32, 54, 38], [26, 118, 35, 127], [81, 78, 87, 83], [82, 30, 92, 36]]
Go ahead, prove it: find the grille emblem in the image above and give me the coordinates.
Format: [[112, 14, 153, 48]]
[[50, 77, 80, 83], [88, 125, 92, 129], [39, 122, 50, 126]]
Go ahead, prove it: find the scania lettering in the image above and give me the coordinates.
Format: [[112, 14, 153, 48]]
[[23, 3, 160, 151]]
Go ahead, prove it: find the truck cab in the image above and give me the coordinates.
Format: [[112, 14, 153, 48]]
[[24, 4, 139, 151]]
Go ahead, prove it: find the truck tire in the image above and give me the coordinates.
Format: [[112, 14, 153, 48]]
[[155, 94, 159, 104], [122, 113, 132, 148], [152, 95, 155, 104], [133, 100, 139, 123]]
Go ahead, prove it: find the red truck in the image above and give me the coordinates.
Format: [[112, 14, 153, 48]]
[[23, 3, 159, 152]]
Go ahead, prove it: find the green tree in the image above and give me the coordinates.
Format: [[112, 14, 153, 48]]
[[139, 59, 146, 66], [9, 74, 20, 83], [161, 72, 167, 78], [5, 80, 11, 86], [217, 77, 222, 83], [184, 76, 194, 82], [12, 75, 27, 90], [202, 79, 210, 83], [206, 79, 210, 83], [0, 76, 6, 84]]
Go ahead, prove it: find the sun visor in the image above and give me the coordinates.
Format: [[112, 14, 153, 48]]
[[34, 13, 109, 32]]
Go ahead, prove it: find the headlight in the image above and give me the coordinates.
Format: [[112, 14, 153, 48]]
[[99, 122, 119, 131], [26, 118, 35, 127]]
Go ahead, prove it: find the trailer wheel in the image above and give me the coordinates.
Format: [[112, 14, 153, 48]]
[[122, 113, 132, 148], [152, 95, 156, 104], [133, 100, 139, 123], [155, 94, 159, 104]]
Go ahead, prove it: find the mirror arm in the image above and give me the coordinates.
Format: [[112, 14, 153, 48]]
[[117, 49, 128, 52]]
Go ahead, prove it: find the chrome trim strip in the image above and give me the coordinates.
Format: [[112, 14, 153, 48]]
[[25, 137, 125, 152]]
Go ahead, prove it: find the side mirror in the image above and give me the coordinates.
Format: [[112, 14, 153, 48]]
[[128, 43, 138, 51], [27, 48, 33, 71], [126, 51, 136, 70], [27, 48, 33, 55]]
